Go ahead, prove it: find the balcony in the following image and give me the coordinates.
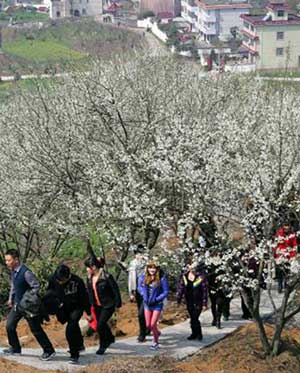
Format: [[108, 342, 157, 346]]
[[241, 41, 258, 55], [242, 28, 259, 40]]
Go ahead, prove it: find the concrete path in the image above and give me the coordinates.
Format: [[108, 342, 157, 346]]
[[0, 289, 283, 372]]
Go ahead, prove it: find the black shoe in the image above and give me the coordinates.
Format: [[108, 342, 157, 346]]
[[68, 357, 79, 365], [39, 350, 56, 361], [223, 316, 229, 321], [198, 334, 203, 341], [187, 334, 197, 340], [211, 319, 217, 326], [137, 335, 146, 343], [96, 347, 106, 355], [3, 347, 21, 355]]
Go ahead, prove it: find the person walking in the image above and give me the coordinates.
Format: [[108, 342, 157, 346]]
[[177, 262, 208, 340], [4, 249, 55, 361], [127, 244, 148, 342], [85, 256, 122, 355], [207, 252, 231, 328], [138, 260, 169, 351], [44, 264, 91, 364], [273, 222, 298, 293]]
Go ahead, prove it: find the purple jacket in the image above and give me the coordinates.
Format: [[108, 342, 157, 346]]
[[138, 272, 169, 306], [177, 271, 208, 308]]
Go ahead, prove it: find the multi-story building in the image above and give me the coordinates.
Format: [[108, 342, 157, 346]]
[[50, 0, 102, 19], [181, 0, 252, 41], [140, 0, 181, 18], [241, 0, 300, 69]]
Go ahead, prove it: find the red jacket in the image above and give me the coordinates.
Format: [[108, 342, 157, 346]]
[[273, 228, 297, 259]]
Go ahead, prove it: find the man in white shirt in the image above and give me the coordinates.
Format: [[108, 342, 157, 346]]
[[128, 244, 148, 342]]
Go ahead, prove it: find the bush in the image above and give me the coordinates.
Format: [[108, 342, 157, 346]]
[[0, 267, 10, 319], [27, 257, 59, 296]]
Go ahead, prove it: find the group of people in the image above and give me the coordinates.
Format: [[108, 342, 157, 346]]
[[3, 223, 296, 366], [3, 246, 228, 365]]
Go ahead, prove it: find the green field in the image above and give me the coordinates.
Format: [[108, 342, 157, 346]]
[[3, 39, 86, 62], [0, 18, 145, 75]]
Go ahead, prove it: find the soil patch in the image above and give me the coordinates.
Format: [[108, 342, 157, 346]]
[[177, 323, 300, 373]]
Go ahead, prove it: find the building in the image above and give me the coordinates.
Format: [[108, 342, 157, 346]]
[[140, 0, 181, 18], [50, 0, 102, 19], [241, 0, 300, 69], [181, 0, 252, 41]]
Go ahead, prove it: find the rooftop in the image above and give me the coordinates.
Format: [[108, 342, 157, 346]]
[[194, 0, 252, 9], [241, 12, 300, 25]]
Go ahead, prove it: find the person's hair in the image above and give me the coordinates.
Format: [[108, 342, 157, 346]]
[[84, 256, 105, 269], [55, 264, 70, 281], [5, 249, 20, 259], [144, 262, 160, 286], [134, 244, 144, 255]]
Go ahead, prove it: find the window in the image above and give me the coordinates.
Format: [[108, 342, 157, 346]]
[[276, 47, 284, 56], [56, 11, 61, 17], [276, 31, 284, 40], [277, 10, 284, 17]]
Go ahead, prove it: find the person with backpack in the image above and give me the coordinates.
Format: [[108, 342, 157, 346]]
[[4, 249, 55, 361], [85, 256, 122, 355], [138, 260, 169, 351], [177, 262, 208, 340], [44, 264, 91, 365]]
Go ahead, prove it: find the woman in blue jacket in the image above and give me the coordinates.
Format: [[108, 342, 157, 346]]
[[138, 260, 169, 350]]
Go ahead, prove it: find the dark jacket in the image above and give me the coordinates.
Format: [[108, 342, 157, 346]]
[[177, 271, 208, 308], [138, 271, 169, 306], [12, 264, 37, 305], [46, 273, 91, 315], [87, 272, 122, 309]]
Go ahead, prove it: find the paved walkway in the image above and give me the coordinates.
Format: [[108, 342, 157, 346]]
[[0, 289, 283, 372]]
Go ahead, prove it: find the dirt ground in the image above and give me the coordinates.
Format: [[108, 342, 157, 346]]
[[178, 323, 300, 373]]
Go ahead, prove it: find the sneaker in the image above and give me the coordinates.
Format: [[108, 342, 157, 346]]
[[68, 357, 79, 365], [96, 347, 106, 355], [150, 343, 160, 351], [3, 347, 21, 355], [39, 351, 56, 361]]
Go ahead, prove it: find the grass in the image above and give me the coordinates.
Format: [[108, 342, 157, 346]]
[[3, 39, 85, 62], [0, 9, 49, 23], [258, 69, 300, 78]]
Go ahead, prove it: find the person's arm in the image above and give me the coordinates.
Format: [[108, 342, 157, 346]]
[[8, 273, 15, 306], [155, 276, 169, 303], [24, 270, 40, 293], [78, 278, 91, 315], [177, 275, 184, 305], [108, 274, 122, 308], [128, 261, 137, 297], [201, 277, 208, 309]]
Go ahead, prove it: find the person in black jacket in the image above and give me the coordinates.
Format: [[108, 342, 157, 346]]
[[45, 264, 91, 365], [177, 263, 208, 341], [85, 256, 122, 355], [4, 249, 55, 361]]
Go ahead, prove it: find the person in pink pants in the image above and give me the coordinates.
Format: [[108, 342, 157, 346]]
[[138, 260, 169, 350]]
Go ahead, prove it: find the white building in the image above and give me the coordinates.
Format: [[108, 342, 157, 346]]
[[50, 0, 102, 19], [181, 0, 252, 41]]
